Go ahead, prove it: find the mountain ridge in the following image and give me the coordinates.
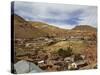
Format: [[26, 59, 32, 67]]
[[13, 14, 97, 39]]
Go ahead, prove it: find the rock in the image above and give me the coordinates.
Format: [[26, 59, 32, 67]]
[[64, 57, 74, 63], [14, 60, 43, 74], [68, 63, 78, 70], [38, 60, 44, 64]]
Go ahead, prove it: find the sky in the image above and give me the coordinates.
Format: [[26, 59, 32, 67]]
[[13, 1, 97, 29]]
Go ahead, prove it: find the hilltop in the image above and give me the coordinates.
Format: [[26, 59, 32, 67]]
[[73, 25, 97, 32], [13, 14, 97, 39], [13, 14, 47, 38]]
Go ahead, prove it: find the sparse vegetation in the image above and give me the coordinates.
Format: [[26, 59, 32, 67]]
[[14, 14, 97, 72], [58, 47, 73, 58], [74, 54, 83, 61]]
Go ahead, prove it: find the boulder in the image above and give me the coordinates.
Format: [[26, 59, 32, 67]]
[[14, 60, 43, 74]]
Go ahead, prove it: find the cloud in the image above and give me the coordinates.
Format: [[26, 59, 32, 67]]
[[78, 7, 97, 27], [14, 1, 97, 29]]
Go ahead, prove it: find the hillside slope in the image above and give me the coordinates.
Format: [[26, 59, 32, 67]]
[[73, 25, 96, 32], [13, 14, 47, 38], [13, 14, 97, 39]]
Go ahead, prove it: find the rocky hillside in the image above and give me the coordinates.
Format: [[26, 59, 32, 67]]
[[13, 14, 70, 39], [14, 14, 97, 71], [13, 14, 97, 39], [13, 14, 48, 38], [73, 25, 97, 32], [29, 21, 69, 37]]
